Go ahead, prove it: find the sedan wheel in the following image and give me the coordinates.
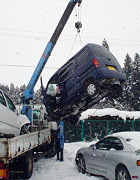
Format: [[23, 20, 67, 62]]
[[116, 167, 131, 180], [20, 124, 30, 135], [78, 155, 86, 174]]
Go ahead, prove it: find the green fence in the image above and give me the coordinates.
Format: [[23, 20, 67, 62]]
[[64, 119, 140, 142]]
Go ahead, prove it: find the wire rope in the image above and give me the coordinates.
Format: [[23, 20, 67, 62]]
[[68, 32, 79, 59]]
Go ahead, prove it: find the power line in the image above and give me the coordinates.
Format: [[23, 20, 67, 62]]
[[0, 27, 140, 47], [0, 64, 58, 69]]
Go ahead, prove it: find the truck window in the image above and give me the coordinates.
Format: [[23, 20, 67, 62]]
[[60, 63, 73, 82], [0, 92, 6, 106], [76, 49, 89, 68], [33, 110, 41, 120], [4, 94, 16, 112]]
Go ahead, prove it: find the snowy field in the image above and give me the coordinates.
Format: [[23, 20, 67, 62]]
[[30, 142, 104, 180]]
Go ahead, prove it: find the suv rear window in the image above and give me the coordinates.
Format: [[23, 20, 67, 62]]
[[90, 45, 117, 62], [76, 49, 89, 68]]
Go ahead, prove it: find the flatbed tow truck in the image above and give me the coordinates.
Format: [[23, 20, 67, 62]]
[[0, 0, 82, 179]]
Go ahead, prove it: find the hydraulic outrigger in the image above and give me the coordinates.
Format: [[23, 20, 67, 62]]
[[22, 0, 82, 161]]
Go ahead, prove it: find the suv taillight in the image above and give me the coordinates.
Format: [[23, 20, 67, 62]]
[[93, 59, 100, 68]]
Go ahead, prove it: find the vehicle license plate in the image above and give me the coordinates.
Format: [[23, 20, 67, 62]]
[[108, 66, 116, 71]]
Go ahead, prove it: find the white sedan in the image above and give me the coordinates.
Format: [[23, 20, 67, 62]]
[[75, 131, 140, 180], [0, 89, 30, 137]]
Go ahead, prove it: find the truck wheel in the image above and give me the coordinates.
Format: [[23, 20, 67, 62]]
[[45, 139, 57, 158], [24, 151, 34, 179]]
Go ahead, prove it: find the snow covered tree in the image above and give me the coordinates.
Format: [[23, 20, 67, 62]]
[[132, 53, 140, 110], [0, 84, 9, 95], [20, 84, 26, 94], [9, 83, 16, 101], [33, 88, 43, 104], [121, 54, 134, 110]]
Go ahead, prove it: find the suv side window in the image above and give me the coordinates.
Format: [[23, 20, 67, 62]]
[[4, 94, 16, 112], [76, 49, 89, 68], [0, 91, 6, 106], [60, 63, 73, 82]]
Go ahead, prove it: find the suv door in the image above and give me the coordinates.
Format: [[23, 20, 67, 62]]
[[75, 48, 93, 87], [59, 62, 78, 102]]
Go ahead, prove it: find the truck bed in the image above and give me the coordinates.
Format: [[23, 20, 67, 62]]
[[0, 128, 51, 164]]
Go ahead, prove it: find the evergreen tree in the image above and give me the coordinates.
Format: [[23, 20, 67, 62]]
[[15, 86, 21, 104], [20, 84, 26, 94], [33, 88, 43, 104], [121, 54, 134, 110], [132, 53, 140, 110], [0, 84, 9, 95], [9, 83, 16, 101]]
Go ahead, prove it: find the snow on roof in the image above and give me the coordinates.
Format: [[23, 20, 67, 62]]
[[80, 108, 140, 120]]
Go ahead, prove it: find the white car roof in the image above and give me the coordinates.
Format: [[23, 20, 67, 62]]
[[108, 131, 140, 138], [108, 131, 140, 151]]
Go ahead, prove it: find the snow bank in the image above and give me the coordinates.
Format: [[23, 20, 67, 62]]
[[30, 141, 103, 180], [80, 108, 140, 120]]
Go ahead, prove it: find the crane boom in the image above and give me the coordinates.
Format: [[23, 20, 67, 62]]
[[23, 0, 82, 121]]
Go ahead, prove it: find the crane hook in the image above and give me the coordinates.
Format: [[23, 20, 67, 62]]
[[75, 21, 82, 32]]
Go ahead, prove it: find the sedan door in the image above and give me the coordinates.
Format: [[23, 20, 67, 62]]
[[87, 137, 113, 176], [105, 137, 124, 179], [1, 92, 20, 136]]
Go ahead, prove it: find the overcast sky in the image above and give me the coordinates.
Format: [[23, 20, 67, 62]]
[[0, 0, 140, 90]]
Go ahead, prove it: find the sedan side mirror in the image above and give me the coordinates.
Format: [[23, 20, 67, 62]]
[[90, 144, 96, 149], [14, 109, 20, 115]]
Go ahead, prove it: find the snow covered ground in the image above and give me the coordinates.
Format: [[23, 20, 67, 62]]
[[30, 142, 104, 180]]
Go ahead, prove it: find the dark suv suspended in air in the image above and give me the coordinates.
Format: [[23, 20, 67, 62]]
[[41, 43, 126, 123]]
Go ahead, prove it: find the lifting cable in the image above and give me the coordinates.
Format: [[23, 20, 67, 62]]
[[68, 32, 79, 59], [68, 3, 82, 59]]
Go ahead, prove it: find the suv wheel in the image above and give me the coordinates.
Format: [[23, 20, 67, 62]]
[[84, 80, 99, 97], [87, 84, 96, 96]]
